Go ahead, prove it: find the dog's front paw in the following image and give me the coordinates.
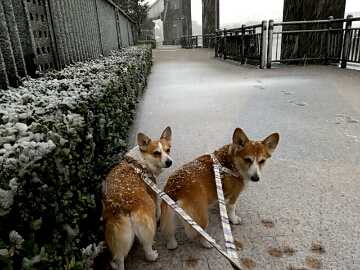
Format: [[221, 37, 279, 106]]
[[145, 249, 158, 261], [229, 215, 242, 225]]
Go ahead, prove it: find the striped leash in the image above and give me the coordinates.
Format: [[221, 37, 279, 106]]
[[211, 154, 242, 267], [132, 166, 242, 270]]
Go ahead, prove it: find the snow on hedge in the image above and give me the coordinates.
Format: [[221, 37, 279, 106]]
[[0, 45, 152, 269]]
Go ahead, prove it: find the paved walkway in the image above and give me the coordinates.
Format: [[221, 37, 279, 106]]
[[125, 46, 360, 269]]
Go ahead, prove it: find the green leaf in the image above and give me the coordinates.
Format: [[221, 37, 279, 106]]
[[30, 219, 42, 230]]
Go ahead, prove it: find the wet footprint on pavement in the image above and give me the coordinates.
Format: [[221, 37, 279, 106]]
[[235, 240, 243, 251], [281, 91, 292, 95], [261, 219, 276, 228], [306, 256, 321, 269], [254, 80, 265, 89], [282, 245, 296, 256], [268, 247, 283, 258], [311, 243, 326, 254], [186, 256, 197, 267], [288, 100, 308, 107], [241, 258, 256, 268], [334, 114, 359, 124]]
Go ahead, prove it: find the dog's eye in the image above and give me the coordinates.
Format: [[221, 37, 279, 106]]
[[153, 151, 161, 156], [259, 159, 266, 164], [244, 158, 252, 164], [166, 148, 170, 153]]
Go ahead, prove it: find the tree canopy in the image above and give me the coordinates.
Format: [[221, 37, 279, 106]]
[[113, 0, 149, 26]]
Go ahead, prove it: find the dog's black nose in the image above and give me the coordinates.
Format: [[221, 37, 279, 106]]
[[251, 175, 259, 182], [165, 159, 172, 167]]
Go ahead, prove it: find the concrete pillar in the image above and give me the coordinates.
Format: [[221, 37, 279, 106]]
[[181, 0, 192, 37], [162, 0, 191, 45], [283, 0, 346, 22], [202, 0, 219, 36], [281, 0, 346, 61]]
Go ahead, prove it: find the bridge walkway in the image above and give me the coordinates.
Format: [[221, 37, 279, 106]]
[[125, 46, 360, 270]]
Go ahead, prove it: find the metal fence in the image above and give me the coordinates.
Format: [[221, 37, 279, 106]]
[[267, 15, 360, 68], [0, 0, 136, 89], [179, 34, 216, 49], [211, 15, 360, 69], [215, 21, 267, 68]]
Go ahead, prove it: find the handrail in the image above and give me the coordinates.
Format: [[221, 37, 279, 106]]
[[178, 15, 360, 70], [213, 15, 360, 69]]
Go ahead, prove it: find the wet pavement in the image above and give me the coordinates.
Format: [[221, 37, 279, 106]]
[[125, 46, 360, 269]]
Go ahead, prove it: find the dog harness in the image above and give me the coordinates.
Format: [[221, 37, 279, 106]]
[[131, 163, 243, 270], [210, 154, 242, 267]]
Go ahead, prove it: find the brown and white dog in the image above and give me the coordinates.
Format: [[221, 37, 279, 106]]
[[160, 127, 279, 249], [102, 127, 172, 270]]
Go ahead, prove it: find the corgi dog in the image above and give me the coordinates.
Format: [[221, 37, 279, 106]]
[[160, 127, 279, 249], [102, 127, 172, 270]]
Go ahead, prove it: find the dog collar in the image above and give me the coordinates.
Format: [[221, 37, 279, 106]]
[[130, 164, 154, 179], [211, 154, 241, 178], [126, 159, 155, 179]]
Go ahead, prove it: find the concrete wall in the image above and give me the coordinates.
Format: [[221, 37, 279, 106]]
[[0, 0, 136, 89], [162, 0, 192, 45]]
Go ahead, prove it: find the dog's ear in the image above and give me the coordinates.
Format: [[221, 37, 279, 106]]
[[138, 133, 151, 151], [262, 133, 280, 155], [160, 126, 172, 142], [232, 127, 249, 148]]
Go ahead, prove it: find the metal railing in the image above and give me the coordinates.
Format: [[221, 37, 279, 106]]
[[212, 15, 360, 69], [342, 15, 360, 67], [180, 35, 202, 49], [203, 34, 216, 48], [267, 15, 360, 68], [214, 21, 268, 68]]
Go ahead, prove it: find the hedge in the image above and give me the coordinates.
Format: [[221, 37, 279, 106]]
[[137, 39, 156, 49], [0, 45, 152, 269]]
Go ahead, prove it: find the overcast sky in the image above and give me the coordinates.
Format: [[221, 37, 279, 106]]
[[148, 0, 359, 27]]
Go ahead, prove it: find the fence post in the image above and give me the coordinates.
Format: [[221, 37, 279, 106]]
[[0, 1, 19, 87], [241, 24, 245, 64], [260, 20, 267, 69], [341, 14, 353, 68], [267, 20, 274, 68], [94, 0, 104, 56], [215, 30, 218, 57], [325, 16, 333, 65], [223, 28, 227, 59], [3, 0, 27, 77], [0, 48, 9, 89]]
